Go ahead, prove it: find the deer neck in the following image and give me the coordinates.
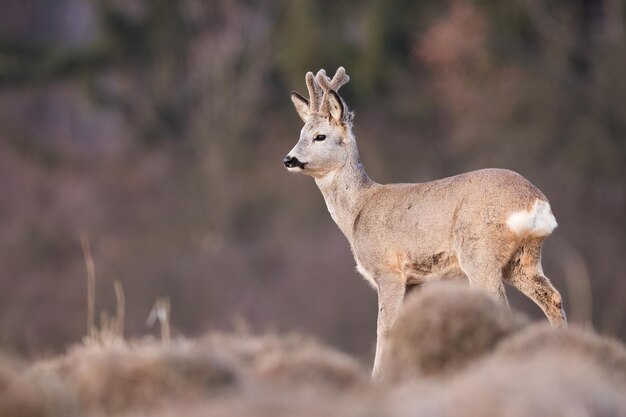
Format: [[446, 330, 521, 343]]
[[315, 140, 374, 242]]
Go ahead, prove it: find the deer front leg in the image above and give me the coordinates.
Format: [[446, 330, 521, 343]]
[[372, 278, 405, 380]]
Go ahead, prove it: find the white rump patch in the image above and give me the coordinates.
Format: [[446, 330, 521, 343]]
[[507, 199, 558, 237]]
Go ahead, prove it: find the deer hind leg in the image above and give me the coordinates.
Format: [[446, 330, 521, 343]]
[[457, 239, 512, 307], [504, 238, 567, 327], [460, 262, 509, 307]]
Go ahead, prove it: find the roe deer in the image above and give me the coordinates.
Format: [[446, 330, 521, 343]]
[[283, 67, 567, 378]]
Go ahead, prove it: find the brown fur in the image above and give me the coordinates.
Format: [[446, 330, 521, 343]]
[[381, 282, 527, 382], [502, 240, 566, 326], [285, 67, 566, 377]]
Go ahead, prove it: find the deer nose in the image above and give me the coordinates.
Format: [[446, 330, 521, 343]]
[[283, 155, 302, 168]]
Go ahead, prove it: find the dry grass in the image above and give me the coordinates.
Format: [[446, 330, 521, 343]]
[[0, 352, 79, 417], [391, 352, 626, 417], [4, 283, 626, 417], [199, 332, 367, 389], [26, 328, 366, 416], [113, 386, 384, 417], [493, 323, 626, 387], [30, 333, 237, 416], [380, 282, 527, 381]]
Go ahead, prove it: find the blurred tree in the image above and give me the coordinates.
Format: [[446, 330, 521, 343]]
[[0, 0, 624, 355]]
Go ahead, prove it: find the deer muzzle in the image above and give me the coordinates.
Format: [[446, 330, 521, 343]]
[[283, 155, 306, 169]]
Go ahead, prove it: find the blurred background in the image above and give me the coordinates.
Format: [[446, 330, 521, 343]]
[[0, 0, 624, 359]]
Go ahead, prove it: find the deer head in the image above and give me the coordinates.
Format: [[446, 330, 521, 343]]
[[284, 67, 355, 178]]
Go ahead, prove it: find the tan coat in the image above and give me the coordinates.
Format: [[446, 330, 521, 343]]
[[284, 67, 566, 378]]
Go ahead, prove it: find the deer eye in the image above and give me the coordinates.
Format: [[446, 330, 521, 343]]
[[314, 134, 326, 142]]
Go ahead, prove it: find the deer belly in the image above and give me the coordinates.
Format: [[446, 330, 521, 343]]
[[401, 252, 463, 284]]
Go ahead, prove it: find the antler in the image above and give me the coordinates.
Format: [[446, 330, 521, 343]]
[[316, 67, 350, 94], [316, 67, 350, 113], [305, 71, 323, 112], [295, 67, 350, 116]]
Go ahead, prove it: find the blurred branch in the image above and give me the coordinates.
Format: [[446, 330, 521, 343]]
[[113, 280, 125, 337], [80, 233, 96, 339], [554, 238, 593, 326]]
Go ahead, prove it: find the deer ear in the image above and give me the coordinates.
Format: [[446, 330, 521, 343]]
[[291, 92, 310, 122], [327, 90, 344, 123]]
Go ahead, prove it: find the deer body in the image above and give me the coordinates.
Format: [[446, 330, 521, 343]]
[[349, 168, 545, 284], [284, 67, 567, 379]]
